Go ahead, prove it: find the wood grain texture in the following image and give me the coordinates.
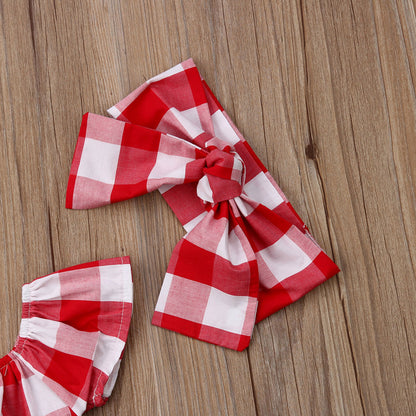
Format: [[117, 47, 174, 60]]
[[1, 0, 415, 414]]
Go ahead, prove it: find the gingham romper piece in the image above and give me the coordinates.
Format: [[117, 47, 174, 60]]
[[0, 257, 133, 415], [66, 59, 339, 351]]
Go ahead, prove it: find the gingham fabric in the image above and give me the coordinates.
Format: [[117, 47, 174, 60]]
[[66, 59, 339, 351], [0, 257, 133, 415]]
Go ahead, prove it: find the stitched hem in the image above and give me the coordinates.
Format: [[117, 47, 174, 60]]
[[88, 256, 133, 408]]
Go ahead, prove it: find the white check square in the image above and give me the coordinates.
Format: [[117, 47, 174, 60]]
[[99, 264, 133, 302], [259, 234, 312, 282], [77, 138, 121, 184], [24, 273, 61, 301], [216, 227, 248, 265], [148, 151, 193, 180], [243, 172, 284, 209], [22, 374, 67, 414], [211, 110, 240, 145], [172, 107, 204, 139], [155, 273, 174, 312], [202, 287, 249, 334]]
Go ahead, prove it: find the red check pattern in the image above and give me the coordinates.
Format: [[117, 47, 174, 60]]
[[0, 257, 133, 415], [66, 59, 339, 351]]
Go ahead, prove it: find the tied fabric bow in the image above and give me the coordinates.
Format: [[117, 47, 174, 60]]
[[66, 59, 340, 350]]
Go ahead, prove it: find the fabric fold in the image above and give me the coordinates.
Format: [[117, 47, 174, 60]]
[[66, 59, 339, 350], [0, 257, 133, 415]]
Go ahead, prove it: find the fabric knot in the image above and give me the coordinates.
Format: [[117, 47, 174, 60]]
[[196, 147, 245, 204], [66, 59, 340, 351]]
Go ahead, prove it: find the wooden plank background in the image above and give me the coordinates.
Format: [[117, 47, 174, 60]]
[[1, 0, 416, 414]]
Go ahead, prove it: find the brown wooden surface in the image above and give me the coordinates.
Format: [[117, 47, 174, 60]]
[[1, 0, 416, 414]]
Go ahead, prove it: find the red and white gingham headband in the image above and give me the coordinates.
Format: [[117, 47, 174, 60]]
[[66, 59, 340, 351]]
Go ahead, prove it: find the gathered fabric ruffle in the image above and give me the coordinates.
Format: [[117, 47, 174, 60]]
[[0, 257, 133, 415]]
